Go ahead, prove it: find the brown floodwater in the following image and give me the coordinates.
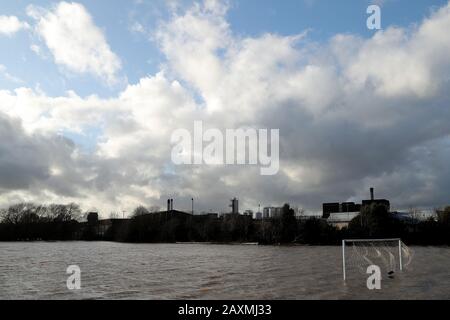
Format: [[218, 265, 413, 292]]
[[0, 242, 448, 299]]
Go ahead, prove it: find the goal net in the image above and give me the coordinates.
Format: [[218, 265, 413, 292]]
[[342, 239, 413, 280]]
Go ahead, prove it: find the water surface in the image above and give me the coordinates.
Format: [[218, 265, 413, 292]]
[[0, 242, 448, 299]]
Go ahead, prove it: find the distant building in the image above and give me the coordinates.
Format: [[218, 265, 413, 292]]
[[297, 214, 322, 221], [322, 188, 390, 228], [322, 202, 361, 219], [362, 199, 390, 211], [361, 187, 390, 211], [391, 212, 419, 224], [254, 212, 263, 220], [78, 216, 131, 240], [262, 207, 283, 219], [391, 210, 435, 223], [199, 212, 219, 219], [323, 188, 389, 217], [244, 210, 253, 217], [327, 212, 360, 230], [322, 203, 340, 219], [230, 198, 239, 214], [292, 207, 304, 219], [262, 207, 270, 219], [96, 218, 130, 237]]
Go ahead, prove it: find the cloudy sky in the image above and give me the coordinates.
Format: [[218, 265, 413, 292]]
[[0, 0, 449, 216]]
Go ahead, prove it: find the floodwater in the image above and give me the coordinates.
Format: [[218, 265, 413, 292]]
[[0, 242, 448, 300]]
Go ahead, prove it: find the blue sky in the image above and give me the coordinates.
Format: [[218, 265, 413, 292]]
[[0, 0, 447, 98], [1, 0, 450, 213]]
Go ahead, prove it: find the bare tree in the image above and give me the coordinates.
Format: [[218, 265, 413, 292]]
[[48, 203, 82, 222], [132, 206, 150, 217], [109, 212, 120, 219], [409, 207, 423, 221], [0, 208, 8, 223], [2, 203, 33, 224], [437, 206, 450, 225]]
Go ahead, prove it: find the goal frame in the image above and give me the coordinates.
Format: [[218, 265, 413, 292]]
[[342, 238, 403, 281]]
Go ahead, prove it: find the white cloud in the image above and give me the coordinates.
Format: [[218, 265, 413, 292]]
[[334, 3, 450, 98], [130, 22, 146, 34], [1, 1, 450, 215], [30, 44, 42, 56], [27, 2, 122, 84], [0, 15, 29, 36]]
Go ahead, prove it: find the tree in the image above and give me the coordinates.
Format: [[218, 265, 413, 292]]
[[109, 212, 120, 219], [280, 204, 297, 243], [0, 208, 6, 223], [2, 203, 38, 225], [409, 207, 423, 221], [437, 206, 450, 225], [48, 203, 82, 222], [298, 218, 336, 245], [132, 206, 150, 217], [348, 203, 394, 238]]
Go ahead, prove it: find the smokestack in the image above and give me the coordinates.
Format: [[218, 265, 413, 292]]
[[167, 199, 170, 212], [370, 188, 374, 201], [170, 199, 174, 211]]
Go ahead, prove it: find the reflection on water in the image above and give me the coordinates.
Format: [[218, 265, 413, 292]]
[[0, 242, 449, 300]]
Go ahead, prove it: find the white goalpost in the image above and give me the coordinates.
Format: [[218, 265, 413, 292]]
[[342, 238, 413, 281]]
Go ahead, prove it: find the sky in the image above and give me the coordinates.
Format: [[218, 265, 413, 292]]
[[0, 0, 449, 216]]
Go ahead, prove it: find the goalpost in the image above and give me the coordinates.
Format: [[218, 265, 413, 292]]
[[342, 239, 413, 281]]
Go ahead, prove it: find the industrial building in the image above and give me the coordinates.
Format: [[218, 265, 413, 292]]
[[323, 188, 391, 229], [263, 207, 283, 219], [230, 198, 239, 214]]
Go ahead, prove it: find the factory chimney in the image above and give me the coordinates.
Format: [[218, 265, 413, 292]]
[[370, 188, 374, 201], [167, 199, 171, 212], [170, 199, 174, 211]]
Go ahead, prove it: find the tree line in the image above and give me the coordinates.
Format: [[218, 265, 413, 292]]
[[0, 203, 82, 241], [1, 202, 449, 245]]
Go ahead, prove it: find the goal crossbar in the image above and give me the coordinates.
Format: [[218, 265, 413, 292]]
[[343, 238, 401, 243]]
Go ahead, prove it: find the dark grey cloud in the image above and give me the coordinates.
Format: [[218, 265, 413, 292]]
[[1, 1, 450, 215]]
